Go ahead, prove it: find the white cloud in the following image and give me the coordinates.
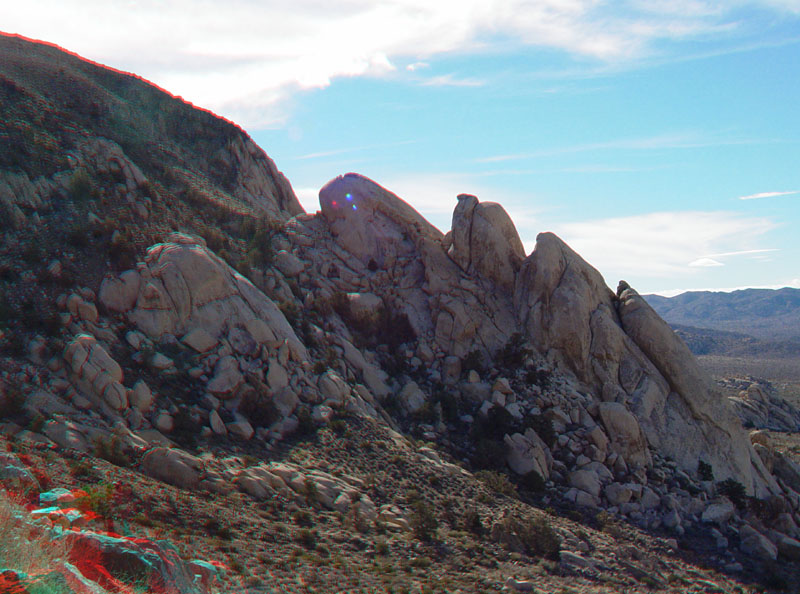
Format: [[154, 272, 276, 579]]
[[294, 187, 319, 214], [5, 1, 798, 127], [419, 74, 485, 87], [476, 131, 767, 163], [406, 61, 430, 71], [738, 190, 799, 200], [704, 248, 779, 257], [551, 210, 777, 283], [689, 257, 724, 267]]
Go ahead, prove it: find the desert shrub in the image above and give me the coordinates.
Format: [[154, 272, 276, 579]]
[[473, 405, 517, 441], [295, 405, 317, 437], [67, 168, 94, 203], [0, 491, 70, 583], [520, 470, 545, 493], [462, 350, 485, 373], [494, 513, 560, 559], [93, 435, 131, 467], [203, 518, 233, 540], [279, 300, 300, 327], [471, 438, 506, 470], [80, 483, 115, 519], [0, 383, 26, 420], [108, 230, 138, 270], [524, 414, 556, 448], [476, 470, 518, 498], [497, 332, 531, 370], [434, 390, 460, 423], [325, 292, 416, 349], [68, 459, 99, 482], [293, 510, 314, 527], [202, 226, 230, 253], [524, 367, 552, 388], [67, 224, 90, 247], [409, 501, 438, 542], [717, 478, 747, 509], [239, 378, 282, 428], [463, 506, 484, 535], [698, 460, 714, 482], [412, 402, 437, 424], [296, 528, 318, 550]]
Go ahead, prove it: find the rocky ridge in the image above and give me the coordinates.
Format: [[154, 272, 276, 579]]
[[1, 33, 800, 592]]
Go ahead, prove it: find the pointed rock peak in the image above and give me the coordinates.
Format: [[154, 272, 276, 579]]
[[319, 173, 441, 239], [448, 193, 525, 291]]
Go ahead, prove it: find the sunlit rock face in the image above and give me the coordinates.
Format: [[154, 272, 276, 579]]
[[319, 172, 442, 269]]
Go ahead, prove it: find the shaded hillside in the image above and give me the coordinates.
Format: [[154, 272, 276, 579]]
[[645, 288, 800, 341], [671, 324, 800, 358]]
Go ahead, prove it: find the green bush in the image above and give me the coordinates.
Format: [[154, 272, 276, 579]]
[[476, 470, 518, 498], [525, 414, 556, 448], [717, 478, 747, 509], [698, 460, 714, 482], [471, 438, 506, 470], [494, 513, 561, 559], [68, 168, 94, 203], [520, 470, 545, 493], [93, 435, 131, 467], [497, 333, 531, 369], [409, 501, 438, 542]]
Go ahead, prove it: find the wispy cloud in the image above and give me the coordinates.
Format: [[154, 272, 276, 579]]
[[689, 257, 724, 267], [552, 210, 777, 283], [406, 62, 429, 71], [294, 140, 417, 161], [476, 132, 769, 163], [6, 1, 800, 127], [419, 74, 485, 87], [705, 248, 779, 257], [738, 190, 799, 200]]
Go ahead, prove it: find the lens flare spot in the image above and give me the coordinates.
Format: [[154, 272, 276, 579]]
[[352, 205, 357, 211], [332, 201, 337, 207], [345, 193, 353, 201]]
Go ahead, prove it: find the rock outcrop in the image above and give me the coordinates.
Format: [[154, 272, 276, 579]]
[[99, 240, 306, 360]]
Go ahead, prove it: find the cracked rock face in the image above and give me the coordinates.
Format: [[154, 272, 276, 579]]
[[314, 177, 777, 497], [99, 240, 306, 360]]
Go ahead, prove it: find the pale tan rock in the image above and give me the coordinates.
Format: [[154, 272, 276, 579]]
[[618, 286, 778, 497], [98, 270, 141, 313], [103, 381, 128, 410], [181, 328, 218, 353], [123, 242, 306, 361], [505, 428, 552, 479], [64, 334, 123, 385], [569, 469, 601, 497], [130, 380, 154, 412], [227, 419, 254, 440], [141, 447, 203, 489], [398, 382, 426, 414], [266, 358, 289, 391], [243, 318, 276, 344], [209, 410, 227, 435], [274, 250, 305, 277], [318, 370, 349, 403], [207, 356, 243, 398], [154, 411, 174, 433], [597, 402, 650, 469]]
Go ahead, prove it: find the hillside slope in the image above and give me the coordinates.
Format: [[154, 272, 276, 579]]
[[646, 288, 800, 342]]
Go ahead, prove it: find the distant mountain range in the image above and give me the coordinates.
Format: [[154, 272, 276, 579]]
[[644, 288, 800, 357]]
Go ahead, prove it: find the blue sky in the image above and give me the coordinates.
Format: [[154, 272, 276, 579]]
[[5, 1, 800, 294]]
